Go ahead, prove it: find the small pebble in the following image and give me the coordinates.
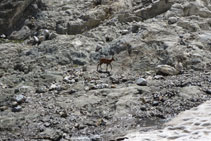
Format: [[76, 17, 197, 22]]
[[140, 106, 147, 111], [82, 66, 87, 71], [67, 89, 76, 94], [60, 111, 68, 118], [15, 94, 25, 104], [11, 101, 19, 107], [154, 75, 164, 79], [84, 86, 90, 91], [152, 101, 159, 106], [36, 86, 47, 93]]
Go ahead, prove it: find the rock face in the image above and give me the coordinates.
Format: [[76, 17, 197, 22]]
[[0, 0, 35, 35]]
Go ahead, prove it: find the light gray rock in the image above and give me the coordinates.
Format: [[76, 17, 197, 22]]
[[0, 106, 8, 111], [36, 86, 47, 93], [49, 83, 62, 91], [0, 34, 6, 38], [40, 128, 62, 141], [183, 1, 211, 18], [11, 101, 18, 107], [9, 26, 31, 40], [136, 86, 151, 94], [0, 117, 17, 131], [136, 78, 147, 86], [168, 17, 178, 24], [16, 85, 33, 93], [67, 20, 86, 35], [177, 20, 199, 32], [156, 65, 179, 75], [179, 86, 201, 99], [15, 94, 25, 104], [96, 83, 109, 89], [64, 76, 76, 84]]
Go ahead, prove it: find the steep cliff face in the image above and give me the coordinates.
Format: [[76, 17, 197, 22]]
[[0, 0, 34, 35]]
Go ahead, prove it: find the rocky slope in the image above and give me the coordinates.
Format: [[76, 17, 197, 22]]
[[125, 99, 211, 141], [0, 0, 211, 140]]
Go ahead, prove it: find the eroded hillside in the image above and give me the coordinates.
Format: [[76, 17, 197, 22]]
[[0, 0, 211, 140]]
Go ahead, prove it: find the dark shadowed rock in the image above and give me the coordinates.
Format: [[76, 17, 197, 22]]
[[72, 58, 87, 66], [12, 105, 22, 112], [131, 24, 140, 33], [0, 0, 35, 34], [205, 89, 211, 95]]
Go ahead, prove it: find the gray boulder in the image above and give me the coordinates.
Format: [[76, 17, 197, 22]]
[[9, 26, 31, 40], [67, 20, 85, 35], [168, 17, 178, 24], [136, 78, 147, 86], [156, 65, 179, 75]]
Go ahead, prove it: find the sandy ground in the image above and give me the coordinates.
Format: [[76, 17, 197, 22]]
[[125, 99, 211, 141]]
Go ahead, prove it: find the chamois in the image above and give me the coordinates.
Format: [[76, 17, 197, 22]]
[[97, 56, 115, 72]]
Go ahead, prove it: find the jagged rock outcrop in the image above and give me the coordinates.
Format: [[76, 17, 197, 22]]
[[0, 0, 35, 35]]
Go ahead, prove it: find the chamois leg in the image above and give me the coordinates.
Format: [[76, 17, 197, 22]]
[[109, 64, 112, 70], [101, 64, 103, 70], [97, 63, 100, 71]]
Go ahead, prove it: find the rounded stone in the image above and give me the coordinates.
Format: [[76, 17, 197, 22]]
[[168, 17, 178, 24], [136, 78, 147, 86]]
